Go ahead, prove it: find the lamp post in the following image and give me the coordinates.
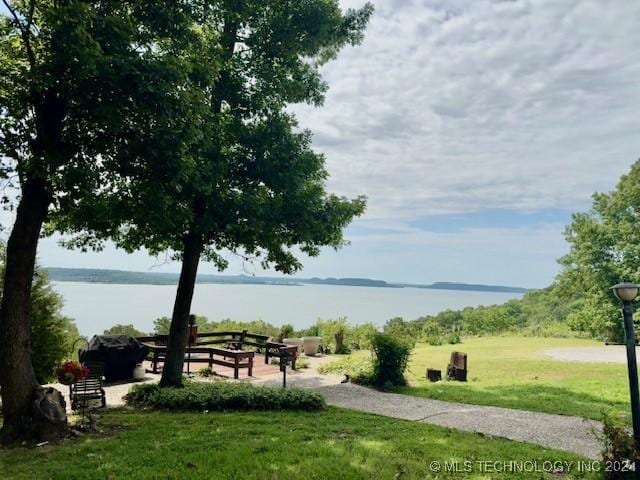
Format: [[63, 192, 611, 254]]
[[612, 282, 640, 475], [187, 314, 196, 376]]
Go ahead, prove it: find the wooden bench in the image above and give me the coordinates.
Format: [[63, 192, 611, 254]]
[[144, 344, 254, 379], [265, 342, 298, 370]]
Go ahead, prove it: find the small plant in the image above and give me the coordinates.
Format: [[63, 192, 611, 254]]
[[295, 358, 310, 369], [599, 411, 638, 479], [197, 367, 214, 377], [124, 382, 326, 411]]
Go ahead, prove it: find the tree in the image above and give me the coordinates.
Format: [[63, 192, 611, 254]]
[[103, 324, 146, 338], [0, 243, 79, 383], [0, 0, 198, 443], [557, 160, 640, 341], [57, 1, 373, 387], [153, 315, 209, 335]]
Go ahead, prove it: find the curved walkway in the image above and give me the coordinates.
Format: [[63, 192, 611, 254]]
[[315, 383, 602, 459]]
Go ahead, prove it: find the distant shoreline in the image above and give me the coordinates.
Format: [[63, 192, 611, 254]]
[[44, 267, 528, 294]]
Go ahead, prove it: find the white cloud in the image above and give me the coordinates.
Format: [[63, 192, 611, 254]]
[[292, 0, 640, 219]]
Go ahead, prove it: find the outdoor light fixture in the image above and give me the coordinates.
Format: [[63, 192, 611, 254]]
[[612, 282, 640, 304], [611, 282, 640, 478]]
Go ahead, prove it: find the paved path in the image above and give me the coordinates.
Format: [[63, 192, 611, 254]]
[[544, 345, 635, 364], [315, 383, 602, 459]]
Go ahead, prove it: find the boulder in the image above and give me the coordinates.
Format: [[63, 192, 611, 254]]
[[31, 386, 67, 441]]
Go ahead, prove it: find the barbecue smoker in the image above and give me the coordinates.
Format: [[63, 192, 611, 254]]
[[79, 335, 149, 382]]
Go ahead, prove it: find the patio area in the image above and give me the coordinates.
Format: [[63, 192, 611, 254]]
[[48, 352, 340, 412]]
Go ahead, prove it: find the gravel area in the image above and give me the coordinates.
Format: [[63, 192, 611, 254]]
[[544, 345, 634, 363], [316, 383, 602, 459]]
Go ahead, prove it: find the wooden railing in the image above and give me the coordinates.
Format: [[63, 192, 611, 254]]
[[136, 331, 298, 374]]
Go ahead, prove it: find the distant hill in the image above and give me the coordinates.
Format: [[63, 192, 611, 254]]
[[44, 267, 528, 293], [415, 282, 528, 294]]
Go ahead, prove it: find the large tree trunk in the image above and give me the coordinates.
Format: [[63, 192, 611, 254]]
[[159, 233, 203, 387], [0, 178, 57, 444]]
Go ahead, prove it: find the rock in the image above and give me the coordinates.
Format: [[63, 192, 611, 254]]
[[31, 386, 67, 442]]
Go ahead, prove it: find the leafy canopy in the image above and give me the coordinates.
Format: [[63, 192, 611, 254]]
[[556, 160, 640, 341], [55, 0, 373, 274], [1, 0, 204, 225]]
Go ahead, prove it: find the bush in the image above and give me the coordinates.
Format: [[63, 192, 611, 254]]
[[124, 382, 326, 411], [318, 352, 373, 379], [29, 270, 80, 383], [357, 333, 412, 389], [446, 331, 462, 344], [352, 322, 378, 349], [425, 335, 443, 346], [383, 317, 417, 348], [599, 412, 638, 479], [280, 324, 295, 339]]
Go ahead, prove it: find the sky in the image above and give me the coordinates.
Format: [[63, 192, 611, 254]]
[[14, 0, 640, 288]]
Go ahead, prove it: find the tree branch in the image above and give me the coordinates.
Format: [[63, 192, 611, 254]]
[[2, 0, 37, 68]]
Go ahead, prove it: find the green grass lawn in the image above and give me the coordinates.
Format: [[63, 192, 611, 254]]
[[399, 336, 630, 421], [322, 336, 630, 420], [0, 408, 597, 479]]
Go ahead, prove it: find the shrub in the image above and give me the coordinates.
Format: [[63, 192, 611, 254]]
[[360, 333, 412, 389], [124, 382, 326, 411], [280, 323, 295, 339], [599, 411, 638, 479], [383, 317, 417, 349], [446, 331, 462, 344], [319, 352, 373, 379], [425, 335, 443, 346], [352, 322, 378, 349], [316, 318, 351, 353], [295, 357, 310, 369]]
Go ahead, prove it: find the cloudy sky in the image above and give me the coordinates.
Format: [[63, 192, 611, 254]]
[[34, 0, 640, 288]]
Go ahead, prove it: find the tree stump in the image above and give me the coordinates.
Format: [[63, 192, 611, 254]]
[[426, 368, 442, 382]]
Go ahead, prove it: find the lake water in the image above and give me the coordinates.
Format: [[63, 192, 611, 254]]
[[52, 282, 522, 336]]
